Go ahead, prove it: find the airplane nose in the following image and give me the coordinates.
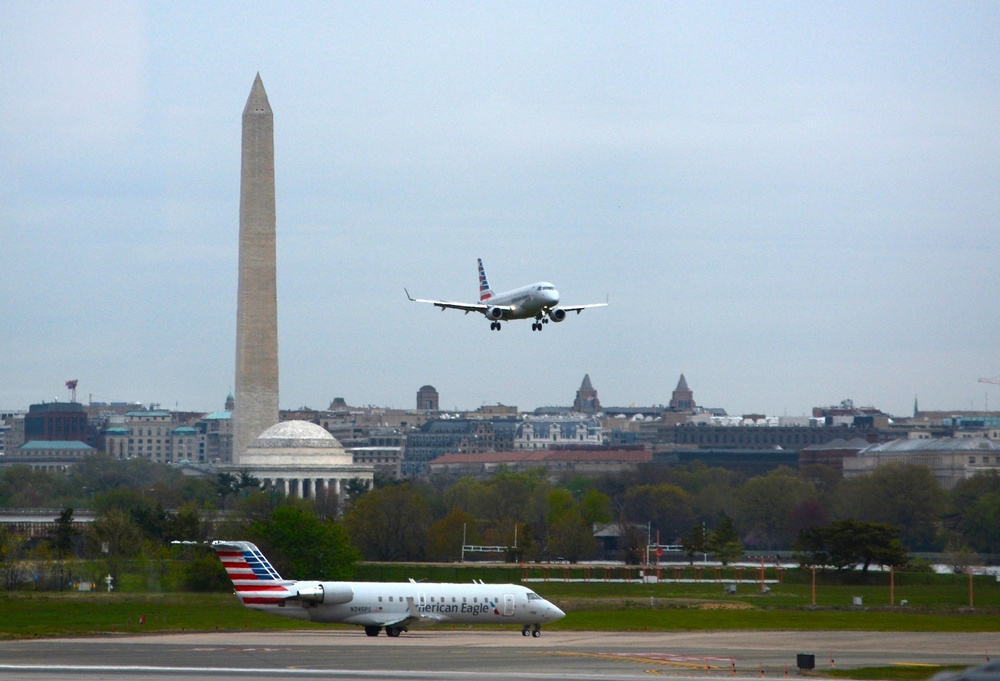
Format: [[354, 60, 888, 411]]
[[548, 603, 565, 621]]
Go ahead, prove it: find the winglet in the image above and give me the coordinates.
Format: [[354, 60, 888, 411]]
[[405, 288, 415, 302]]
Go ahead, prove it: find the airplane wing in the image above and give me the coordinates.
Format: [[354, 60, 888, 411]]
[[558, 302, 609, 314], [350, 596, 442, 629], [404, 289, 513, 315]]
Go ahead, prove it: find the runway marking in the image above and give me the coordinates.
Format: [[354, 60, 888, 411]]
[[0, 665, 638, 680], [549, 651, 731, 670]]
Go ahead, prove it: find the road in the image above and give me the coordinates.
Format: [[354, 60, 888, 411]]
[[1, 629, 995, 680]]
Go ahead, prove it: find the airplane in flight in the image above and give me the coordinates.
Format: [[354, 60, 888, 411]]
[[210, 540, 565, 638], [405, 258, 607, 331]]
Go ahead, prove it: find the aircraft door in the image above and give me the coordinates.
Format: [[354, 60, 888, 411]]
[[502, 593, 515, 616]]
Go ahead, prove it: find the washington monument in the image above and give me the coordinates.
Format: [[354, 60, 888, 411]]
[[233, 73, 279, 460]]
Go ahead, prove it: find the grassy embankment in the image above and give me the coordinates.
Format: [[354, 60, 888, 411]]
[[2, 564, 999, 639]]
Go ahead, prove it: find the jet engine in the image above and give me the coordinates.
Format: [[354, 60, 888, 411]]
[[546, 308, 567, 323], [485, 306, 504, 320], [294, 582, 354, 605]]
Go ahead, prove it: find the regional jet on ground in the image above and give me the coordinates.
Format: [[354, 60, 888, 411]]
[[211, 541, 565, 638], [405, 258, 607, 331]]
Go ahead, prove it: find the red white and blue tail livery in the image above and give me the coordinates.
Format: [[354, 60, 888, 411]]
[[406, 258, 607, 331], [210, 540, 564, 638], [478, 258, 494, 302], [215, 541, 296, 606]]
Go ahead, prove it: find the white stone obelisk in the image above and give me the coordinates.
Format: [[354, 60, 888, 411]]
[[233, 73, 279, 461]]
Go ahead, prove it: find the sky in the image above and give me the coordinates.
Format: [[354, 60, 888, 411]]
[[1, 2, 998, 418]]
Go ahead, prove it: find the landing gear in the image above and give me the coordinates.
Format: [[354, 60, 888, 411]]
[[531, 315, 549, 331], [522, 624, 542, 637], [364, 625, 381, 637], [490, 321, 502, 331], [385, 626, 406, 637]]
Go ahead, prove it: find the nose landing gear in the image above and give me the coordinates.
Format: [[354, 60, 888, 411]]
[[521, 624, 542, 637]]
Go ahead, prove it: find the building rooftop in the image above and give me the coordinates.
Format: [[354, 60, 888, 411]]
[[861, 437, 999, 455], [17, 441, 95, 451]]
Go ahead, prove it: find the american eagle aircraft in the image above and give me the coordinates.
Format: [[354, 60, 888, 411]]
[[405, 258, 607, 331], [212, 540, 565, 638]]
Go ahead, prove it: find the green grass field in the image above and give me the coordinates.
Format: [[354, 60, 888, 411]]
[[2, 577, 996, 681], [2, 569, 999, 639]]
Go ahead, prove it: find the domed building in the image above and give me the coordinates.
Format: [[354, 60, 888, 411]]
[[233, 420, 374, 498]]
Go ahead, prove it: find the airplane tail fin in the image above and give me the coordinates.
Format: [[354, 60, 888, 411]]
[[211, 540, 296, 606], [477, 258, 494, 302]]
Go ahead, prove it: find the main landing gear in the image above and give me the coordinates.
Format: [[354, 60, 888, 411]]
[[490, 321, 502, 331], [531, 315, 549, 332], [364, 625, 407, 637], [521, 624, 542, 638]]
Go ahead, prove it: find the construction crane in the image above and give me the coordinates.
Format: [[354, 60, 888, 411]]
[[65, 379, 78, 402]]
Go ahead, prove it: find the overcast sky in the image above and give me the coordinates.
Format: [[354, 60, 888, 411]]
[[2, 2, 998, 418]]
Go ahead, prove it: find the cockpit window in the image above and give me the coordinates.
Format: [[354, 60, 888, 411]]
[[526, 592, 543, 601]]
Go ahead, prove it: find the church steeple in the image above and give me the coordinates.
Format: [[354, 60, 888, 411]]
[[573, 374, 601, 414], [669, 373, 695, 411]]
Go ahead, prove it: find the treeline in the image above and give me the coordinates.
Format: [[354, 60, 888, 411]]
[[1, 455, 1000, 589]]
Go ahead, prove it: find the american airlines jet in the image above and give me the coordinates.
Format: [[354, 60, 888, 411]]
[[406, 258, 607, 331], [211, 541, 565, 638]]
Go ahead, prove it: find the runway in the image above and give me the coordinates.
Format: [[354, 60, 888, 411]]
[[1, 630, 996, 680]]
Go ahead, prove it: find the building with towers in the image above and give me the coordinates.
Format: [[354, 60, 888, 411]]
[[669, 374, 696, 411], [573, 374, 601, 414], [416, 385, 439, 411]]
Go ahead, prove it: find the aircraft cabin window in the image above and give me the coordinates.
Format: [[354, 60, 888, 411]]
[[389, 597, 393, 602], [378, 596, 383, 602]]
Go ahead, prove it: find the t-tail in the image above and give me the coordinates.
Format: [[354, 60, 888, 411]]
[[212, 540, 296, 606], [477, 258, 494, 302]]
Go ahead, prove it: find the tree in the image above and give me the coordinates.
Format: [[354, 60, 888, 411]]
[[579, 488, 612, 525], [52, 507, 78, 557], [343, 478, 372, 502], [250, 506, 359, 580], [426, 508, 480, 562], [343, 484, 431, 561], [735, 468, 817, 549], [841, 463, 945, 550], [623, 484, 694, 542], [0, 528, 28, 591], [680, 523, 709, 565], [708, 512, 743, 565], [163, 503, 208, 544], [794, 519, 907, 574], [961, 492, 1000, 554], [548, 510, 597, 563], [87, 508, 143, 588]]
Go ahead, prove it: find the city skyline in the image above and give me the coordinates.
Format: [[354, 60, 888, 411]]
[[2, 3, 998, 417]]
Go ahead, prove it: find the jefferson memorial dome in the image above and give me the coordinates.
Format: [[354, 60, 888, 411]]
[[233, 420, 373, 498]]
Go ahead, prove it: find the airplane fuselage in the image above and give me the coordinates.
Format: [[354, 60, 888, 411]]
[[485, 282, 559, 320], [245, 580, 564, 629]]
